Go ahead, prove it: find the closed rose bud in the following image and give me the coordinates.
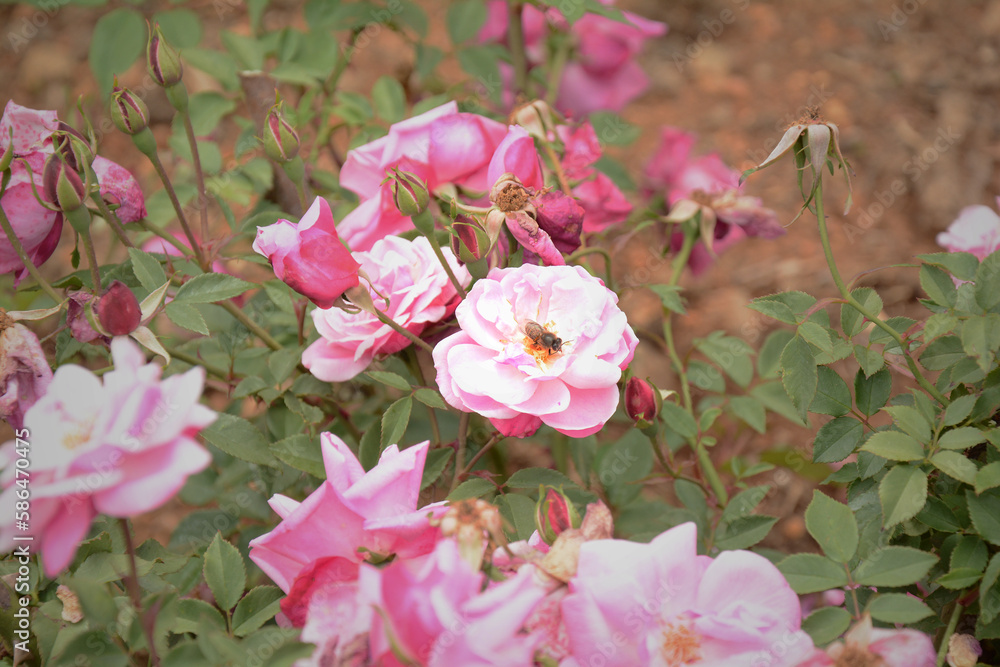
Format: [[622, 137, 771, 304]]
[[452, 217, 487, 262], [263, 101, 299, 163], [535, 486, 581, 546], [147, 23, 183, 87], [947, 634, 982, 667], [512, 100, 556, 140], [0, 129, 12, 172], [52, 124, 94, 174], [96, 280, 142, 336], [390, 168, 430, 218], [625, 376, 657, 423], [43, 154, 86, 213], [110, 86, 149, 136]]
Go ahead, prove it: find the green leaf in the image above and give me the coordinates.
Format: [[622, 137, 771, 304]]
[[456, 45, 503, 104], [812, 416, 863, 463], [165, 302, 210, 335], [981, 553, 1000, 623], [51, 632, 128, 667], [174, 273, 256, 304], [841, 288, 883, 338], [937, 567, 982, 590], [749, 291, 816, 324], [506, 467, 577, 490], [89, 8, 146, 96], [798, 321, 835, 357], [714, 515, 778, 550], [975, 250, 1000, 311], [448, 478, 496, 501], [153, 8, 203, 48], [128, 248, 167, 291], [777, 554, 849, 594], [878, 465, 928, 527], [916, 497, 963, 532], [366, 371, 411, 391], [967, 489, 1000, 545], [497, 493, 537, 541], [203, 533, 246, 611], [201, 413, 280, 468], [931, 450, 977, 485], [919, 263, 958, 307], [811, 366, 853, 417], [861, 430, 924, 462], [447, 0, 488, 43], [271, 434, 325, 478], [976, 461, 1000, 495], [65, 577, 118, 629], [695, 332, 754, 388], [758, 330, 795, 379], [924, 312, 958, 341], [882, 405, 932, 444], [951, 535, 988, 572], [413, 388, 448, 410], [943, 394, 978, 426], [729, 396, 766, 433], [371, 76, 406, 123], [868, 594, 933, 624], [962, 314, 1000, 374], [381, 397, 412, 448], [802, 607, 852, 647], [780, 335, 817, 422], [221, 29, 264, 69], [920, 336, 965, 370], [659, 401, 697, 438], [172, 597, 227, 635], [648, 285, 686, 315], [232, 586, 283, 637], [854, 368, 892, 416], [805, 491, 859, 562], [853, 344, 885, 376], [938, 426, 987, 451], [853, 546, 938, 587], [76, 552, 153, 583], [918, 251, 980, 281], [421, 448, 453, 490], [358, 424, 381, 471]]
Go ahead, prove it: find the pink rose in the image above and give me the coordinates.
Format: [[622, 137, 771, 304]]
[[0, 318, 52, 430], [0, 102, 146, 282], [249, 435, 444, 593], [558, 122, 602, 180], [487, 126, 545, 191], [0, 337, 215, 576], [252, 196, 361, 309], [561, 522, 817, 666], [936, 198, 1000, 260], [644, 126, 740, 204], [573, 172, 633, 232], [796, 615, 935, 667], [302, 235, 470, 382], [433, 264, 638, 438]]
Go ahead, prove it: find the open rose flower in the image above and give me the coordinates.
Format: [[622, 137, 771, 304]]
[[556, 121, 632, 232], [796, 614, 935, 667], [249, 435, 443, 593], [0, 337, 214, 576], [0, 313, 52, 430], [936, 198, 1000, 260], [252, 196, 361, 309], [433, 264, 638, 438], [0, 101, 146, 283], [302, 235, 470, 382], [561, 522, 817, 666], [487, 126, 545, 191]]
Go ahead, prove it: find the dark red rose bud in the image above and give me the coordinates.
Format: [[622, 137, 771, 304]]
[[147, 23, 183, 87], [96, 280, 142, 336], [452, 216, 487, 262], [535, 486, 581, 546], [263, 101, 300, 163], [625, 377, 658, 423], [534, 191, 584, 253], [42, 154, 86, 213]]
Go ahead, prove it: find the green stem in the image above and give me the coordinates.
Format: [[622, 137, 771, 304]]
[[541, 142, 572, 195], [79, 228, 101, 292], [180, 111, 210, 243], [450, 412, 470, 492], [119, 519, 160, 667], [142, 148, 207, 269], [163, 345, 228, 380], [695, 441, 728, 506], [0, 203, 62, 303], [566, 246, 614, 292], [89, 193, 135, 248], [813, 179, 949, 405], [458, 431, 504, 481], [424, 230, 467, 299], [544, 35, 571, 107], [136, 219, 193, 256], [218, 300, 282, 351], [507, 0, 529, 100], [374, 308, 435, 354], [936, 599, 964, 667]]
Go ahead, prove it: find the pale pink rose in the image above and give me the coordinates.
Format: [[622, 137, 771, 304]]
[[0, 320, 52, 430], [433, 264, 638, 438], [487, 126, 545, 191], [644, 126, 740, 205], [573, 172, 633, 232], [253, 197, 361, 309], [249, 435, 444, 593], [0, 101, 146, 282], [557, 122, 602, 181], [796, 615, 935, 667], [368, 539, 550, 667], [0, 337, 214, 576], [936, 198, 1000, 260], [302, 236, 470, 382], [476, 1, 549, 62], [556, 60, 653, 117], [561, 522, 816, 667]]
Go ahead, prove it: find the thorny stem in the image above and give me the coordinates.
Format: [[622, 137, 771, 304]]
[[458, 431, 505, 481], [424, 228, 467, 299], [120, 519, 161, 667], [451, 412, 471, 492], [507, 0, 529, 100], [79, 227, 102, 292], [813, 178, 949, 405], [936, 598, 964, 667], [136, 219, 192, 256], [90, 193, 135, 248], [164, 345, 229, 380], [374, 308, 435, 354], [544, 35, 571, 108], [218, 300, 282, 350], [142, 148, 208, 269], [542, 142, 572, 195], [180, 111, 210, 244], [0, 204, 62, 303]]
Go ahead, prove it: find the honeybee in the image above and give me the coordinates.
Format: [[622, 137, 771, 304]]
[[523, 320, 564, 355]]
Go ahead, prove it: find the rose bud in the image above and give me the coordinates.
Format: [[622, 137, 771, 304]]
[[110, 85, 149, 136], [147, 23, 183, 87], [534, 190, 584, 254], [535, 486, 581, 546], [66, 292, 103, 343], [947, 634, 982, 667], [390, 168, 430, 218], [0, 128, 13, 173], [512, 100, 556, 140], [451, 217, 491, 263], [42, 154, 86, 213], [263, 100, 300, 164], [96, 280, 142, 336], [625, 376, 658, 424]]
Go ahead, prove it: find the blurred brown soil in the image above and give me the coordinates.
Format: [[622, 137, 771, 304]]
[[2, 0, 999, 551]]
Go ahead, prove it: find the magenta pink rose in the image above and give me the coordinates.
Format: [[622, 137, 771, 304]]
[[488, 126, 545, 191], [574, 172, 633, 232], [796, 615, 935, 667], [249, 435, 444, 593], [936, 198, 1000, 260], [433, 264, 638, 438], [0, 319, 52, 430], [0, 102, 146, 282], [644, 126, 740, 204], [561, 522, 817, 666], [252, 196, 361, 309], [0, 337, 214, 576], [302, 235, 470, 382], [558, 122, 602, 180]]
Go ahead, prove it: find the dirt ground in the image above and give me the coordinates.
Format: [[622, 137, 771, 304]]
[[2, 0, 998, 549]]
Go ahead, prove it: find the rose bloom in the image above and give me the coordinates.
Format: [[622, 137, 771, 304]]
[[0, 337, 214, 576], [936, 198, 1000, 260], [249, 435, 445, 594], [0, 315, 52, 430], [0, 101, 146, 282], [561, 522, 817, 667], [556, 121, 632, 232], [302, 235, 470, 383], [433, 264, 638, 438], [644, 127, 739, 205], [796, 614, 935, 667]]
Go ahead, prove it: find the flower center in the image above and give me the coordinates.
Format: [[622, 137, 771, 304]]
[[496, 183, 530, 212], [833, 645, 884, 667], [62, 416, 96, 451], [659, 620, 701, 665]]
